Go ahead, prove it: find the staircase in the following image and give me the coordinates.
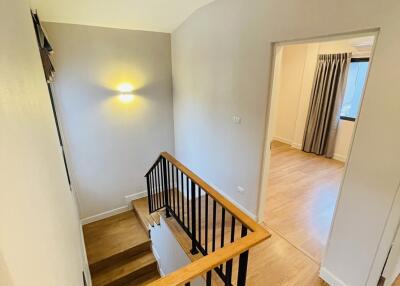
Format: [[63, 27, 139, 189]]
[[83, 211, 160, 286], [83, 152, 269, 286]]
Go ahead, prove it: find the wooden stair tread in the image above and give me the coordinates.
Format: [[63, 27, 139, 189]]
[[83, 211, 150, 267], [132, 199, 154, 232], [92, 250, 158, 286], [121, 271, 161, 286], [150, 212, 161, 225]]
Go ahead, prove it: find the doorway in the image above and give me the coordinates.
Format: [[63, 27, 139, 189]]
[[259, 32, 377, 264]]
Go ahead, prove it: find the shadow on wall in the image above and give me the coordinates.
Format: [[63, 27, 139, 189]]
[[0, 253, 14, 286]]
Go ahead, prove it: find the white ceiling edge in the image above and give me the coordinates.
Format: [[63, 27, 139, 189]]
[[29, 0, 216, 33]]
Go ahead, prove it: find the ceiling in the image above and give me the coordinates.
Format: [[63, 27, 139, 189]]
[[30, 0, 216, 33]]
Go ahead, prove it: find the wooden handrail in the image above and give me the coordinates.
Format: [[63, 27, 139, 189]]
[[160, 152, 265, 233], [146, 152, 270, 285]]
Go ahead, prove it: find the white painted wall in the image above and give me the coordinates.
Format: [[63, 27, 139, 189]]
[[171, 0, 400, 285], [273, 44, 308, 145], [272, 38, 372, 161], [43, 23, 175, 220], [0, 1, 86, 285], [151, 217, 203, 286]]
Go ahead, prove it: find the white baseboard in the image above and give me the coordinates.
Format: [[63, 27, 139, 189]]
[[333, 153, 347, 162], [81, 191, 148, 225], [291, 142, 302, 150], [81, 206, 129, 225], [320, 267, 348, 286], [125, 190, 148, 206], [209, 183, 258, 221], [272, 136, 293, 145]]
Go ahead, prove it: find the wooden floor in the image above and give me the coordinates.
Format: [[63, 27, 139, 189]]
[[394, 276, 400, 286], [264, 141, 345, 263]]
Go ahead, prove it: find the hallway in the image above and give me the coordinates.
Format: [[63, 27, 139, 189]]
[[264, 141, 345, 263]]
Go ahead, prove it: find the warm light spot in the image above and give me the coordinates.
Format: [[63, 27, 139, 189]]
[[117, 83, 134, 93], [118, 94, 134, 103]]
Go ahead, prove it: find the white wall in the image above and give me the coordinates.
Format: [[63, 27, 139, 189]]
[[171, 0, 400, 285], [273, 38, 372, 161], [151, 217, 203, 286], [43, 23, 175, 220], [0, 1, 86, 285], [273, 44, 308, 145]]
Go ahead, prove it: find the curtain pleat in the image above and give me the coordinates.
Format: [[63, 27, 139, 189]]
[[302, 53, 351, 158]]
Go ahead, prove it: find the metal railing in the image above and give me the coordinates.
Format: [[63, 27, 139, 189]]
[[145, 152, 270, 286]]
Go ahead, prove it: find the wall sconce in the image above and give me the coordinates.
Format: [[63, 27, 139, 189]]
[[117, 83, 134, 103]]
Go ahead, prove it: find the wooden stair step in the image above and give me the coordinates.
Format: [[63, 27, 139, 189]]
[[121, 271, 161, 286], [92, 250, 158, 286], [90, 240, 151, 274], [83, 211, 150, 268], [150, 212, 161, 225], [132, 200, 153, 233]]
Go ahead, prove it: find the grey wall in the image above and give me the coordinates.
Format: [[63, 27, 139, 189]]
[[44, 23, 175, 219], [171, 0, 400, 285], [0, 1, 85, 285]]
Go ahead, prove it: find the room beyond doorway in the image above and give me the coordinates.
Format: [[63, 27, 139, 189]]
[[265, 141, 344, 262], [260, 32, 377, 265]]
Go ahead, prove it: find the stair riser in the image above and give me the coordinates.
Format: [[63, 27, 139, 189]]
[[90, 241, 151, 274], [104, 262, 158, 286]]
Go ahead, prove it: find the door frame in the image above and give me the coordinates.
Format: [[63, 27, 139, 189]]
[[255, 29, 399, 286]]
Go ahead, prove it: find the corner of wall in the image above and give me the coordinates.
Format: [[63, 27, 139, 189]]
[[81, 191, 148, 225], [320, 267, 348, 286]]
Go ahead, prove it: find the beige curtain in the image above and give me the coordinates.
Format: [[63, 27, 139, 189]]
[[302, 53, 351, 158]]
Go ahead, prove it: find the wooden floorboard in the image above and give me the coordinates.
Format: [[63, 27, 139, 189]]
[[264, 141, 344, 263]]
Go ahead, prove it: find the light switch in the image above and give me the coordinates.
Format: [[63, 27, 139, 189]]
[[232, 115, 241, 124]]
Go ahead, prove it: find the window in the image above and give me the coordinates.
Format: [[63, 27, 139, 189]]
[[340, 58, 369, 121]]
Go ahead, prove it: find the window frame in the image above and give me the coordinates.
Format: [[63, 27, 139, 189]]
[[340, 57, 370, 121]]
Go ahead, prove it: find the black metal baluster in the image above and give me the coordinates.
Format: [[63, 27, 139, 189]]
[[221, 208, 226, 248], [230, 216, 236, 243], [198, 187, 202, 248], [186, 175, 190, 228], [153, 165, 157, 210], [162, 158, 170, 216], [176, 169, 181, 220], [206, 271, 212, 286], [166, 161, 171, 217], [172, 165, 176, 213], [212, 200, 217, 252], [158, 163, 163, 208], [225, 259, 233, 286], [176, 167, 180, 220], [150, 171, 156, 212], [237, 226, 249, 286], [181, 171, 185, 226], [156, 163, 161, 209], [146, 175, 152, 213], [220, 208, 226, 272], [205, 194, 209, 254], [190, 181, 198, 254]]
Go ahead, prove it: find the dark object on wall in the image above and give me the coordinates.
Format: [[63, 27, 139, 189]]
[[303, 53, 351, 158], [30, 10, 71, 187], [31, 10, 55, 82]]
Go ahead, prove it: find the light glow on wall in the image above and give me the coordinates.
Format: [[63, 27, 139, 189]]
[[118, 93, 134, 103]]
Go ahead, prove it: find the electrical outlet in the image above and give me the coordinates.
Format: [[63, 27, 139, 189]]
[[237, 186, 245, 193]]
